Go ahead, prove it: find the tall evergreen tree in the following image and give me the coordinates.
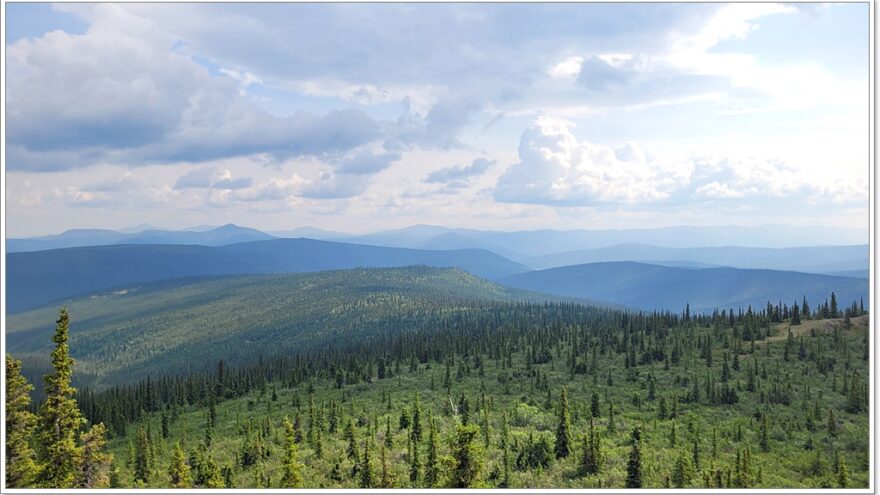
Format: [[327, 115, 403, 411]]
[[424, 416, 440, 487], [411, 392, 422, 442], [451, 424, 483, 488], [359, 441, 374, 488], [379, 443, 394, 488], [281, 417, 304, 488], [168, 442, 192, 488], [626, 427, 643, 488], [133, 424, 151, 484], [36, 309, 85, 488], [671, 449, 695, 488], [555, 387, 572, 459], [408, 436, 421, 484], [6, 354, 39, 487]]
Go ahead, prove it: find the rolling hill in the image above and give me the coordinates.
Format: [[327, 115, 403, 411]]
[[522, 243, 869, 274], [6, 223, 274, 252], [499, 261, 869, 313], [5, 238, 530, 313], [6, 266, 555, 387]]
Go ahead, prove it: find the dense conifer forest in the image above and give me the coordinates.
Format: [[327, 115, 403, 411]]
[[5, 271, 869, 488]]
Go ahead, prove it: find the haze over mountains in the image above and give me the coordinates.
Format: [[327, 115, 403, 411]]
[[5, 222, 869, 316], [523, 243, 869, 276], [500, 262, 868, 314], [6, 239, 528, 313]]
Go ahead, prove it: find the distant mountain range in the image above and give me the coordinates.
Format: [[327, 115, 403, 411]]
[[6, 238, 529, 313], [500, 261, 868, 313], [6, 224, 274, 252], [523, 243, 868, 276], [336, 224, 868, 260], [9, 223, 867, 259]]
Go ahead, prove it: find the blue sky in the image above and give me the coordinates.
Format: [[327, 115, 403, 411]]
[[4, 3, 869, 236]]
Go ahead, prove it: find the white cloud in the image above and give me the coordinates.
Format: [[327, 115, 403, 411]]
[[6, 4, 379, 171], [494, 117, 674, 206], [494, 117, 865, 208], [548, 56, 584, 78]]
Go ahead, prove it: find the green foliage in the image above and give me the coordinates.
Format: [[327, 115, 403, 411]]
[[168, 442, 192, 488], [5, 354, 39, 487], [10, 286, 866, 489], [35, 309, 85, 488], [451, 424, 483, 488], [626, 428, 642, 488], [554, 387, 572, 459], [77, 423, 112, 488], [280, 417, 303, 488]]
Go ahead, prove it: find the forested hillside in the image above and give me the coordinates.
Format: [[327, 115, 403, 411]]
[[7, 267, 560, 387], [4, 265, 870, 489], [79, 300, 867, 488], [6, 240, 529, 312]]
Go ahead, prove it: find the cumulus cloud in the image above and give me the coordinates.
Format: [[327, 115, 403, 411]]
[[6, 4, 380, 171], [494, 117, 865, 208], [494, 117, 675, 206], [424, 158, 494, 188]]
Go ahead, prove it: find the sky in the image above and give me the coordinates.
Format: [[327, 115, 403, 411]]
[[4, 2, 870, 237]]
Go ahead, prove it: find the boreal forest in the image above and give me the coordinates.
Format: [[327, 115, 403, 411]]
[[5, 266, 869, 489]]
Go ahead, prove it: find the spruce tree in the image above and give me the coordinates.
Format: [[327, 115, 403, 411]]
[[77, 423, 112, 488], [379, 443, 394, 488], [199, 455, 224, 488], [345, 420, 360, 462], [359, 441, 373, 488], [626, 427, 643, 488], [36, 309, 85, 488], [555, 387, 572, 459], [451, 424, 483, 488], [411, 391, 422, 441], [836, 451, 849, 488], [133, 424, 151, 484], [409, 436, 421, 483], [168, 442, 192, 488], [281, 417, 304, 488], [425, 416, 440, 487], [671, 449, 695, 488], [580, 417, 601, 476], [6, 354, 39, 487], [590, 391, 601, 418]]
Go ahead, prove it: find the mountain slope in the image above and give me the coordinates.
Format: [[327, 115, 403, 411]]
[[6, 267, 553, 386], [6, 238, 530, 313], [523, 243, 869, 274], [499, 261, 868, 313]]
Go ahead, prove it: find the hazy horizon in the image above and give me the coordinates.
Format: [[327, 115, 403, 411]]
[[8, 220, 872, 241]]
